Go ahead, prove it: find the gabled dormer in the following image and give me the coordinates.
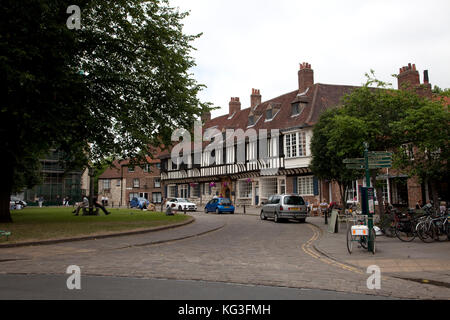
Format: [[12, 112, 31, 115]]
[[265, 102, 281, 122]]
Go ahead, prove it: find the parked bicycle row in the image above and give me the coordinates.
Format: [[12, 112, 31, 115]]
[[379, 206, 450, 243]]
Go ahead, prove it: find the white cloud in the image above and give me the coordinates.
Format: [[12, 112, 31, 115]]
[[172, 0, 450, 118]]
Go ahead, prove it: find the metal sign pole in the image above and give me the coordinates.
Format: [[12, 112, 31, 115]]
[[364, 142, 374, 252]]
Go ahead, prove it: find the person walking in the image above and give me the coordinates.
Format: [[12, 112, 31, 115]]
[[94, 196, 111, 215], [38, 196, 44, 208]]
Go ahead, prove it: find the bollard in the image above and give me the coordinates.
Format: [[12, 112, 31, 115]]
[[243, 205, 246, 214]]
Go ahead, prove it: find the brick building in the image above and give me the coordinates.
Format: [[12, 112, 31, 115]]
[[159, 62, 447, 210], [98, 156, 163, 207]]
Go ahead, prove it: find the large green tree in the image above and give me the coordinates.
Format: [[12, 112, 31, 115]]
[[310, 108, 367, 207], [392, 101, 450, 208], [0, 0, 210, 222], [339, 73, 429, 215]]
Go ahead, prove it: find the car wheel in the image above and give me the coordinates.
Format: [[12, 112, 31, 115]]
[[216, 208, 220, 215], [204, 207, 208, 214], [274, 213, 280, 223], [260, 210, 267, 220], [299, 218, 306, 223], [178, 205, 183, 211]]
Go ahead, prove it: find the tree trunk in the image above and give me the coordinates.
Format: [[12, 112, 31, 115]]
[[430, 180, 439, 210], [0, 171, 13, 223], [338, 182, 346, 210]]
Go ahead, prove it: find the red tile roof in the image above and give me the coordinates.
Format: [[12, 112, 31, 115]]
[[159, 83, 359, 158]]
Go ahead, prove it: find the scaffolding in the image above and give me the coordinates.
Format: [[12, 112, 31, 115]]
[[23, 150, 84, 205]]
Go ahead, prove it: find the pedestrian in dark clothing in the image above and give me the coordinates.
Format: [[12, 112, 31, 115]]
[[94, 196, 111, 215]]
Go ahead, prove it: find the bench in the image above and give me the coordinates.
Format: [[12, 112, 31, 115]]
[[0, 230, 11, 241]]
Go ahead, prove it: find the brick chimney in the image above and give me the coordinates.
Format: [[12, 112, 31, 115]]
[[298, 62, 314, 93], [201, 111, 211, 123], [250, 89, 261, 109], [397, 63, 432, 98], [397, 63, 420, 89], [229, 97, 241, 116]]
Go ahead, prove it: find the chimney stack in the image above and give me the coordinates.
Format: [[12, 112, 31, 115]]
[[397, 63, 420, 89], [423, 70, 429, 84], [201, 111, 211, 123], [250, 89, 261, 109], [298, 62, 314, 93], [229, 97, 241, 116]]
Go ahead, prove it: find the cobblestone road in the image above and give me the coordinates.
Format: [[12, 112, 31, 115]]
[[0, 212, 449, 299]]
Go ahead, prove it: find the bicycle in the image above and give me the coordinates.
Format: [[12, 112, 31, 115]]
[[347, 215, 376, 254], [379, 206, 399, 238], [394, 209, 428, 242], [416, 208, 449, 243]]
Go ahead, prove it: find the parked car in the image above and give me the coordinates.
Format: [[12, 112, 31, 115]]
[[165, 198, 197, 212], [260, 194, 307, 223], [130, 197, 150, 210], [204, 198, 235, 214]]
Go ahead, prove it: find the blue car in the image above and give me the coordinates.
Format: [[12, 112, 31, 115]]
[[130, 197, 150, 209], [204, 198, 235, 214]]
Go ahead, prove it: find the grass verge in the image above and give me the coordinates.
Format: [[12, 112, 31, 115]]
[[0, 207, 191, 244]]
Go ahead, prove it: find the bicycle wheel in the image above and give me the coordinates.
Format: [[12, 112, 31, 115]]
[[434, 220, 447, 242], [396, 221, 416, 242], [346, 228, 354, 254], [416, 221, 435, 243], [358, 235, 367, 249]]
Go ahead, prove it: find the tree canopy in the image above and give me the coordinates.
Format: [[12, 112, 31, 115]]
[[310, 108, 367, 206], [310, 72, 441, 212], [0, 0, 211, 222]]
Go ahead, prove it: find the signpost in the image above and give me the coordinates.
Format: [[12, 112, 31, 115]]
[[343, 144, 393, 253]]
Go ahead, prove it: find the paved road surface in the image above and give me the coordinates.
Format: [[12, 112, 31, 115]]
[[0, 212, 448, 299], [0, 274, 390, 300]]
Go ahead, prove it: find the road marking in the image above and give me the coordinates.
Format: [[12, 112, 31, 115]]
[[301, 224, 364, 275]]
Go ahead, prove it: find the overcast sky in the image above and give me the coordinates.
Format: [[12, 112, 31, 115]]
[[171, 0, 450, 118]]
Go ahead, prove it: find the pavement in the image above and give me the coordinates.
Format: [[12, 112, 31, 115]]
[[0, 209, 449, 300]]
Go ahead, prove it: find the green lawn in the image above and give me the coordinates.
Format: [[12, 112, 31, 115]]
[[0, 207, 191, 244]]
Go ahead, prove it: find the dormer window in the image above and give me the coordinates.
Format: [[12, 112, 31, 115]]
[[291, 102, 306, 117], [248, 115, 255, 126], [266, 109, 273, 120]]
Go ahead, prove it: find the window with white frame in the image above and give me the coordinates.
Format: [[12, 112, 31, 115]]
[[279, 179, 286, 194], [190, 184, 200, 198], [116, 179, 121, 187], [298, 176, 314, 196], [202, 151, 210, 167], [133, 178, 140, 188], [129, 192, 139, 201], [226, 146, 234, 164], [260, 178, 278, 198], [246, 141, 257, 161], [216, 148, 223, 165], [103, 179, 111, 190], [152, 192, 162, 204], [143, 164, 150, 172], [179, 185, 188, 198], [168, 185, 177, 198], [154, 178, 161, 188], [346, 181, 358, 202], [285, 132, 307, 158], [238, 180, 252, 198]]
